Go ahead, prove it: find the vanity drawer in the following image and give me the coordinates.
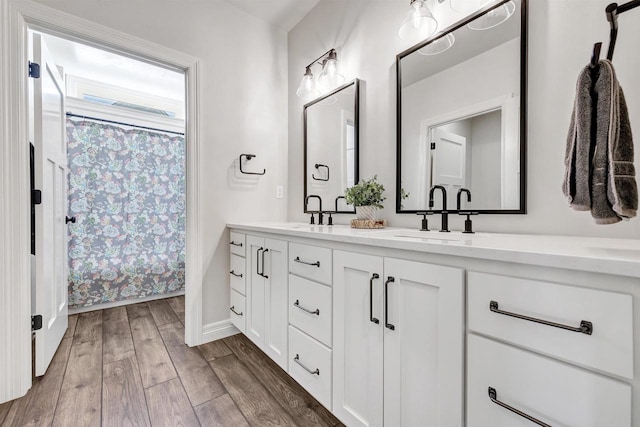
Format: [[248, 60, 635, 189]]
[[229, 290, 245, 333], [467, 334, 631, 427], [289, 243, 332, 285], [229, 254, 246, 295], [468, 271, 633, 379], [288, 326, 332, 409], [229, 231, 245, 257], [289, 275, 332, 347]]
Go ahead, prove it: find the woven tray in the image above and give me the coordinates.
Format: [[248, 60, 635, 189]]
[[350, 219, 386, 229]]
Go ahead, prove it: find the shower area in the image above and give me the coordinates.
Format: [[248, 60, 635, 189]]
[[66, 119, 185, 310], [38, 32, 187, 312]]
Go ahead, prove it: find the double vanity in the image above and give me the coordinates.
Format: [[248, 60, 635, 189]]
[[256, 1, 639, 425], [227, 222, 639, 427]]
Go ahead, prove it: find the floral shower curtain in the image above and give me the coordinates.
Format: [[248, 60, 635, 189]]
[[66, 119, 185, 309]]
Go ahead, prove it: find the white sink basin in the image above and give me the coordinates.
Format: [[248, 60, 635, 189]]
[[387, 230, 488, 242]]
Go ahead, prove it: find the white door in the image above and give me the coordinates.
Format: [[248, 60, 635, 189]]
[[246, 235, 265, 346], [383, 258, 465, 427], [432, 128, 466, 209], [32, 33, 68, 376], [333, 251, 384, 427], [262, 238, 288, 370]]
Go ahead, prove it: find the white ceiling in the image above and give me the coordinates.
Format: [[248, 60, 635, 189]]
[[222, 0, 320, 32]]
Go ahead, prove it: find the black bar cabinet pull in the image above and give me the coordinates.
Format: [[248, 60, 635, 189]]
[[65, 216, 76, 224], [230, 241, 243, 247], [229, 270, 243, 278], [488, 387, 551, 427], [294, 256, 320, 267], [230, 306, 243, 316], [293, 354, 319, 375], [370, 273, 380, 324], [256, 248, 263, 276], [261, 249, 269, 279], [385, 277, 395, 330], [293, 300, 320, 315], [489, 301, 593, 335]]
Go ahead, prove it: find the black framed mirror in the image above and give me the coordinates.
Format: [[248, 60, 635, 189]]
[[304, 79, 359, 214], [396, 0, 527, 214]]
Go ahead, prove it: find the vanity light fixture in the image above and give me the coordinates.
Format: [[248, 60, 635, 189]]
[[296, 48, 345, 99], [450, 0, 516, 30], [398, 0, 438, 40]]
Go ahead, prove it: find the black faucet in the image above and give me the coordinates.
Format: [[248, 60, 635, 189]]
[[457, 188, 471, 210], [305, 195, 323, 225], [428, 185, 449, 232], [456, 188, 477, 234]]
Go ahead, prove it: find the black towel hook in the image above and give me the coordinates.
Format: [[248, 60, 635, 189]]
[[239, 154, 266, 175], [595, 0, 640, 62], [312, 163, 329, 181]]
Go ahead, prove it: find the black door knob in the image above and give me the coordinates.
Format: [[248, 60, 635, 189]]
[[65, 216, 76, 224]]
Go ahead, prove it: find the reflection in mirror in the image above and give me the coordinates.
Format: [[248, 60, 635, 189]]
[[304, 79, 359, 213], [397, 0, 526, 213]]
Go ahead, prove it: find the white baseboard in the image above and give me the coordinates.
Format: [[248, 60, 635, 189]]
[[68, 290, 185, 315], [201, 319, 239, 344]]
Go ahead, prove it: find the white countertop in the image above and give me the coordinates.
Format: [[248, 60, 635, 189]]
[[227, 222, 640, 278]]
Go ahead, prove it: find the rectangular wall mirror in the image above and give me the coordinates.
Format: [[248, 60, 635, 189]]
[[304, 79, 359, 214], [396, 0, 527, 214]]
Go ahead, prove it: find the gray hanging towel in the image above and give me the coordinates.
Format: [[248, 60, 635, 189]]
[[592, 60, 637, 223], [562, 64, 593, 212], [563, 60, 637, 223]]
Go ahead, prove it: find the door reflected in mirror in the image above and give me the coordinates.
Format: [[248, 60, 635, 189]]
[[304, 79, 359, 213], [397, 0, 526, 214]]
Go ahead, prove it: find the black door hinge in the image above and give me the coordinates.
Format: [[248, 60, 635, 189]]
[[32, 189, 42, 205], [430, 142, 436, 150], [28, 61, 40, 78], [32, 315, 43, 331]]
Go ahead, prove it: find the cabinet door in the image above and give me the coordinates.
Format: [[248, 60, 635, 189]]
[[333, 251, 384, 427], [246, 235, 265, 347], [263, 238, 288, 370], [383, 258, 464, 427]]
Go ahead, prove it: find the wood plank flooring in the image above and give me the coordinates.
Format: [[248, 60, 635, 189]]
[[1, 296, 343, 426]]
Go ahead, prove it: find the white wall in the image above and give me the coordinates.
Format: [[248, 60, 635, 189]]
[[32, 0, 289, 327], [288, 0, 640, 238]]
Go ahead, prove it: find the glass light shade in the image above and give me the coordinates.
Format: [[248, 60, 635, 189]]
[[296, 69, 319, 98], [467, 1, 515, 30], [398, 0, 438, 41], [317, 59, 345, 92], [467, 1, 516, 30], [419, 33, 455, 55]]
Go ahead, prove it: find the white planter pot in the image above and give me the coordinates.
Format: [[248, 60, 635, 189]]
[[355, 206, 379, 220]]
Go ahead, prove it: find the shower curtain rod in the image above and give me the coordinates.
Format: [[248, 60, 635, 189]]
[[66, 112, 185, 136]]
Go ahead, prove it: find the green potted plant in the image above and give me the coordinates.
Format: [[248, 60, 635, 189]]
[[344, 175, 386, 220]]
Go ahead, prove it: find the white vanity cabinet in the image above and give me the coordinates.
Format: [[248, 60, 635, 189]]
[[228, 224, 639, 427], [245, 235, 288, 370], [333, 251, 464, 427]]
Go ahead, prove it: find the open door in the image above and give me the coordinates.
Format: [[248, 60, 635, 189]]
[[432, 128, 466, 209], [32, 33, 68, 376]]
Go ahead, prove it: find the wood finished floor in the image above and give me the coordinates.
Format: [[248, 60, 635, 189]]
[[0, 297, 342, 427]]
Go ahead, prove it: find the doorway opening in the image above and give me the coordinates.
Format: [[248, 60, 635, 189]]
[[29, 29, 187, 376]]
